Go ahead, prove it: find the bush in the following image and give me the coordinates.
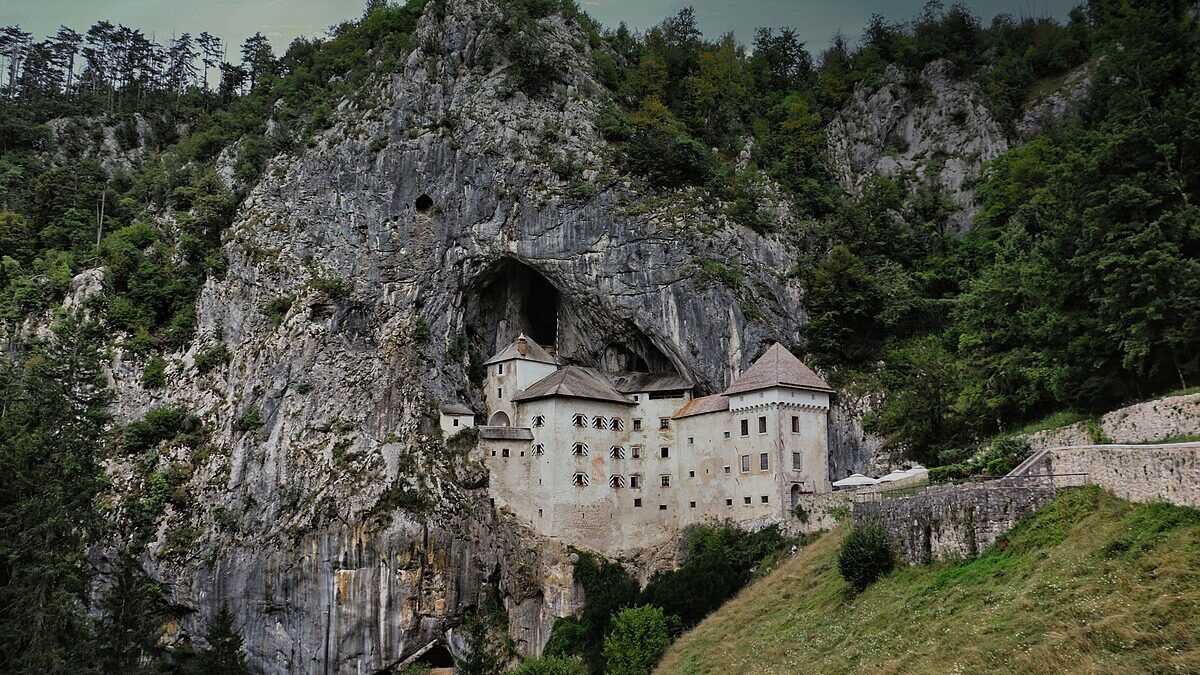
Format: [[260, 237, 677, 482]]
[[122, 406, 198, 455], [509, 656, 587, 675], [602, 605, 671, 675], [838, 524, 896, 591], [928, 463, 968, 483], [194, 344, 231, 374], [142, 356, 166, 389]]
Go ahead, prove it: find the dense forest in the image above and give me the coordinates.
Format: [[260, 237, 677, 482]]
[[0, 0, 1197, 670]]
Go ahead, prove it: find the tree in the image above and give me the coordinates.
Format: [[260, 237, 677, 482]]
[[838, 524, 896, 590], [239, 33, 276, 90], [601, 606, 671, 675], [194, 604, 248, 674]]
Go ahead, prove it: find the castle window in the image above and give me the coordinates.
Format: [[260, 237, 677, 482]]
[[632, 419, 642, 431], [724, 466, 731, 474], [658, 504, 667, 510], [689, 501, 696, 508], [744, 496, 752, 505], [741, 455, 750, 473], [660, 447, 669, 458], [573, 413, 586, 428], [611, 418, 623, 431], [497, 388, 502, 399], [631, 446, 643, 459], [724, 431, 731, 439], [572, 472, 589, 487], [761, 495, 769, 504], [502, 448, 510, 458], [630, 474, 642, 488], [497, 363, 504, 375], [531, 415, 545, 428], [791, 415, 799, 433], [740, 419, 749, 437], [660, 475, 671, 488], [688, 470, 695, 478], [760, 453, 769, 470], [610, 446, 626, 459], [453, 419, 459, 427], [634, 498, 642, 507], [610, 475, 625, 489], [725, 498, 733, 507], [572, 443, 589, 457], [688, 436, 694, 445], [659, 418, 670, 430], [792, 452, 801, 470], [593, 416, 606, 429], [532, 444, 545, 456], [758, 416, 767, 434]]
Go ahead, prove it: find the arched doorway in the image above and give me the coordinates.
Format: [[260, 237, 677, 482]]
[[790, 483, 802, 508], [488, 411, 510, 427]]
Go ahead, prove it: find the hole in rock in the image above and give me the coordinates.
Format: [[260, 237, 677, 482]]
[[414, 644, 454, 668], [415, 193, 434, 213]]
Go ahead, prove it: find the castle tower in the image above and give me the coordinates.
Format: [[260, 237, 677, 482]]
[[482, 334, 559, 427]]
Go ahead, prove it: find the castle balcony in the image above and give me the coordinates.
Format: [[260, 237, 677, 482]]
[[478, 426, 534, 442]]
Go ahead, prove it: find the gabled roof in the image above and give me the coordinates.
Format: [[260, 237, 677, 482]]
[[723, 343, 833, 395], [512, 366, 636, 405], [483, 334, 558, 366], [439, 402, 474, 416], [610, 372, 694, 394], [672, 394, 730, 419]]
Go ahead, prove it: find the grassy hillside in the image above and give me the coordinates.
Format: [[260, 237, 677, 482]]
[[658, 487, 1200, 674]]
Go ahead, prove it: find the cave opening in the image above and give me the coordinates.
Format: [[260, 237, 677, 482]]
[[466, 258, 559, 358], [415, 193, 434, 213], [412, 644, 454, 668]]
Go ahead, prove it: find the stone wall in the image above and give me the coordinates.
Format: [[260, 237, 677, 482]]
[[1013, 443, 1200, 509], [1027, 392, 1200, 450], [853, 481, 1056, 564]]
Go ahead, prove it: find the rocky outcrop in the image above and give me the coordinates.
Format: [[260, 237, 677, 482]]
[[96, 1, 842, 672], [1015, 59, 1098, 139], [826, 60, 1009, 232]]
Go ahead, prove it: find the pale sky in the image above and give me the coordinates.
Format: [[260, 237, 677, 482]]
[[5, 0, 1079, 56]]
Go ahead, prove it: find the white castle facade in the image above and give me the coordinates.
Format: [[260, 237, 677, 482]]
[[452, 335, 833, 554]]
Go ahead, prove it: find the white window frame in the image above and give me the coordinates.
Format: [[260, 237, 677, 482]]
[[660, 474, 671, 488], [631, 445, 643, 459], [592, 415, 606, 430], [611, 417, 624, 431], [760, 452, 769, 471], [630, 474, 642, 489], [758, 416, 767, 434], [741, 455, 750, 473]]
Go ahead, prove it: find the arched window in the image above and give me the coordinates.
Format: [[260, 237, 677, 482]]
[[532, 444, 545, 456], [610, 418, 624, 431], [572, 472, 590, 487], [592, 416, 606, 429], [609, 475, 625, 489], [572, 413, 586, 428], [531, 415, 545, 428], [572, 443, 589, 457], [609, 446, 625, 459]]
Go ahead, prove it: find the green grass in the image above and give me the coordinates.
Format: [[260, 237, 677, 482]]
[[658, 487, 1200, 674]]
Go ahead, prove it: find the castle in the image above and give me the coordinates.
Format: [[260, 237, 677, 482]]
[[446, 335, 833, 554]]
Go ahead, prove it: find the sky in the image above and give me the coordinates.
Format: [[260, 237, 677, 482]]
[[6, 0, 1079, 56]]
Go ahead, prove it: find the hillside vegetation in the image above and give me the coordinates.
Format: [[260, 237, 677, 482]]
[[658, 487, 1200, 674]]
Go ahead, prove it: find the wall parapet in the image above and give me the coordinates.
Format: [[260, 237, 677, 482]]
[[1010, 442, 1200, 508]]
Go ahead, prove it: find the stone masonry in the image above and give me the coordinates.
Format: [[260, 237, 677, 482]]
[[1026, 392, 1200, 450]]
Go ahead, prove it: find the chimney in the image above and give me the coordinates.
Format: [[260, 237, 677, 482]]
[[516, 335, 528, 356]]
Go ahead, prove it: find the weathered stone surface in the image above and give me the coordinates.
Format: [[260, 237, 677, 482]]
[[826, 60, 1008, 232], [1016, 59, 1098, 139], [1011, 442, 1200, 509], [1026, 392, 1200, 450]]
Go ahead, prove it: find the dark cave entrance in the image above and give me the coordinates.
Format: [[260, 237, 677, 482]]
[[415, 193, 434, 214], [412, 644, 454, 669], [463, 257, 680, 376]]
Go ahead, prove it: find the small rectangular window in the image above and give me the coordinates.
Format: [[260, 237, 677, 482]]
[[497, 388, 502, 399], [725, 498, 733, 506], [689, 501, 696, 508], [723, 431, 731, 439], [630, 475, 641, 489], [658, 504, 667, 511], [792, 452, 801, 470], [791, 415, 800, 433], [688, 436, 694, 445], [740, 419, 749, 437], [634, 498, 642, 507], [724, 466, 731, 474], [660, 447, 669, 458], [498, 363, 504, 375], [453, 419, 459, 427], [760, 453, 769, 471], [761, 495, 769, 504], [660, 418, 670, 430], [633, 419, 642, 431], [688, 470, 695, 478], [632, 446, 642, 459], [741, 455, 750, 473], [743, 496, 752, 505], [758, 416, 767, 434], [538, 508, 543, 517], [660, 475, 671, 487]]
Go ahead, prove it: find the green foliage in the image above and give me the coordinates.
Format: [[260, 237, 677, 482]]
[[601, 605, 671, 675], [509, 655, 588, 674], [265, 295, 294, 327], [96, 554, 173, 672], [0, 321, 110, 671], [122, 405, 205, 455], [310, 274, 346, 298], [549, 550, 639, 669], [237, 408, 263, 432], [142, 355, 167, 389], [838, 524, 896, 591], [194, 344, 231, 374]]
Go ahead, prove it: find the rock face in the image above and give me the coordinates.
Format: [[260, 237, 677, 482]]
[[826, 60, 1009, 232], [101, 1, 837, 672], [1016, 59, 1098, 139]]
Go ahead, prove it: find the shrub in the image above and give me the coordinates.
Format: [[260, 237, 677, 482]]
[[194, 344, 231, 374], [265, 295, 294, 327], [310, 275, 346, 298], [838, 524, 896, 591], [122, 406, 199, 455], [928, 463, 968, 483], [142, 356, 166, 389], [237, 408, 263, 432], [602, 605, 671, 675], [509, 656, 587, 675]]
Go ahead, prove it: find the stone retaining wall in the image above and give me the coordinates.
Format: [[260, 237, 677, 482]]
[[1013, 443, 1200, 508], [852, 481, 1056, 563], [1027, 393, 1200, 450]]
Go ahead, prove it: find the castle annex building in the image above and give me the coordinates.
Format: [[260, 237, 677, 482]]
[[457, 335, 833, 554]]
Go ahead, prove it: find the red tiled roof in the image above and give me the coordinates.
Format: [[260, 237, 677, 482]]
[[723, 343, 832, 395], [671, 394, 730, 419]]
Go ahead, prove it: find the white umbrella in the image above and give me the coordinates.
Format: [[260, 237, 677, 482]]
[[877, 470, 911, 483], [833, 473, 879, 488]]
